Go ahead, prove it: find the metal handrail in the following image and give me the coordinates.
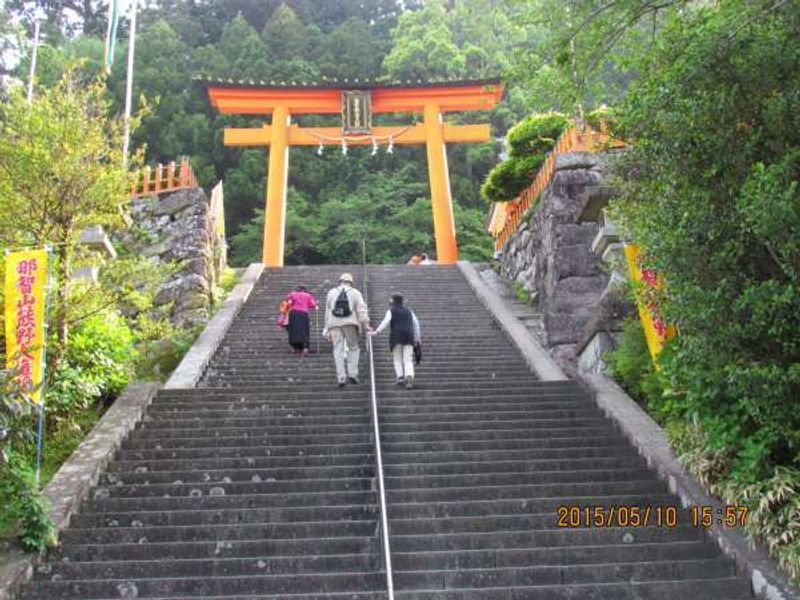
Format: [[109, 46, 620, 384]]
[[362, 241, 395, 599]]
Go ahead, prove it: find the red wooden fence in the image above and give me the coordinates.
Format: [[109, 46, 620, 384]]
[[131, 157, 199, 197]]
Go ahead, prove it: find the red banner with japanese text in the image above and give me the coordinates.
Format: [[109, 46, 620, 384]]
[[4, 249, 49, 403]]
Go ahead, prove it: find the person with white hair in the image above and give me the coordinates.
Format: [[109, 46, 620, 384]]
[[322, 273, 372, 387]]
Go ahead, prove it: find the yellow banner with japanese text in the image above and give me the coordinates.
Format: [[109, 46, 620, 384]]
[[4, 249, 49, 403], [623, 244, 676, 362]]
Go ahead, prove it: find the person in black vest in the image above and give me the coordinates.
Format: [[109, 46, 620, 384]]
[[368, 294, 421, 389]]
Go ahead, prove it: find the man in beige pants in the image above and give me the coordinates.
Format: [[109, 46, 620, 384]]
[[322, 273, 371, 387]]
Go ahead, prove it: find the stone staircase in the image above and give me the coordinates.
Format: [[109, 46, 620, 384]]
[[367, 265, 750, 599], [20, 264, 752, 599], [23, 266, 385, 599]]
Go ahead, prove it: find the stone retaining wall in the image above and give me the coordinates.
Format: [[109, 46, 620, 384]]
[[499, 151, 619, 373], [115, 185, 226, 327]]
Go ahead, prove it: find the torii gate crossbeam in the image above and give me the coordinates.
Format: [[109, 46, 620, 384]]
[[199, 77, 504, 266]]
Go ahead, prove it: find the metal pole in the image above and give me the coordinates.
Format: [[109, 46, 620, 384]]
[[315, 307, 319, 355], [367, 334, 394, 599], [26, 14, 43, 104], [360, 242, 395, 598], [121, 0, 139, 169], [34, 403, 44, 489], [362, 239, 367, 269], [34, 245, 53, 489]]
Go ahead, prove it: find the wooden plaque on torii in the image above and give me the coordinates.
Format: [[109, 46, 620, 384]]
[[198, 77, 504, 266]]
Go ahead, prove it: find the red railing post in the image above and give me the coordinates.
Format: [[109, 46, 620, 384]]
[[143, 166, 152, 195], [167, 161, 176, 189]]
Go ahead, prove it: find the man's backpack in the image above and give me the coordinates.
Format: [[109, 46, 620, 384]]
[[331, 288, 352, 318]]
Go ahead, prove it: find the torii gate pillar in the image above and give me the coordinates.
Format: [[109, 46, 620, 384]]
[[264, 105, 290, 267], [424, 103, 457, 264], [201, 78, 504, 266]]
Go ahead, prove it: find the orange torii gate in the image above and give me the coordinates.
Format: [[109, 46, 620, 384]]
[[198, 77, 504, 266]]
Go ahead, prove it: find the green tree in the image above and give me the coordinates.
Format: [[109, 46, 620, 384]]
[[0, 74, 166, 367], [0, 75, 126, 350], [382, 2, 466, 81], [314, 17, 387, 80], [608, 0, 800, 575], [507, 0, 670, 116]]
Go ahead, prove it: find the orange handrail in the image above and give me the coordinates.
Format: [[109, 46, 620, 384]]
[[131, 157, 199, 197], [491, 122, 622, 252]]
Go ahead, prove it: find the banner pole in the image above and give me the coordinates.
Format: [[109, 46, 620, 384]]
[[33, 245, 53, 489], [34, 404, 44, 489]]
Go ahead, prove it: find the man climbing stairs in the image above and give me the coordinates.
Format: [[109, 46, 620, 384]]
[[21, 265, 752, 599]]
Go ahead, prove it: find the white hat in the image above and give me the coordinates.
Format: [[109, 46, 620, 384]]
[[339, 272, 354, 283]]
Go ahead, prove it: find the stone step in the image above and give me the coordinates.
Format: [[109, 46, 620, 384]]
[[61, 518, 378, 545], [385, 480, 666, 504], [26, 593, 387, 600], [382, 446, 638, 465], [142, 413, 372, 428], [58, 534, 378, 562], [380, 408, 602, 422], [153, 389, 585, 404], [384, 468, 655, 490], [116, 443, 375, 462], [130, 422, 374, 439], [196, 383, 552, 394], [71, 503, 376, 528], [393, 559, 735, 587], [390, 526, 704, 553], [387, 494, 675, 519], [88, 490, 376, 514], [381, 435, 631, 454], [45, 553, 381, 580], [144, 403, 595, 420], [147, 402, 372, 414], [380, 426, 619, 444], [90, 475, 373, 499], [209, 353, 529, 363], [383, 456, 645, 477], [121, 433, 372, 450], [23, 570, 386, 598], [388, 578, 751, 599], [108, 452, 373, 473], [100, 463, 374, 485], [380, 417, 613, 433], [161, 380, 582, 396], [199, 370, 540, 382], [391, 540, 720, 570], [130, 417, 614, 441]]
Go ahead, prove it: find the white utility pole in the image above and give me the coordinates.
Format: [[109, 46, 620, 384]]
[[121, 0, 138, 169], [26, 7, 45, 103]]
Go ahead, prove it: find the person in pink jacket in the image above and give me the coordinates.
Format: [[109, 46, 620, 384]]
[[285, 285, 318, 356]]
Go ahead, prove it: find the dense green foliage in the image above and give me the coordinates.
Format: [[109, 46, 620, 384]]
[[602, 0, 800, 576], [0, 454, 57, 551], [604, 317, 660, 406], [0, 372, 56, 550], [480, 112, 568, 202]]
